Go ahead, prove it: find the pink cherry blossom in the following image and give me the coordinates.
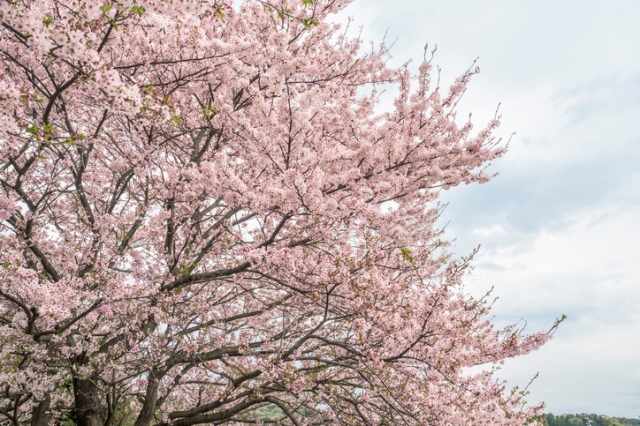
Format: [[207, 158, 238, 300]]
[[0, 1, 557, 425]]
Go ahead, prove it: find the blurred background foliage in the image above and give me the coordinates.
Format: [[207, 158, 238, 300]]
[[532, 414, 640, 426]]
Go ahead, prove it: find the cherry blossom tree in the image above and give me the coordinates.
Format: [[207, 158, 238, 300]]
[[0, 1, 558, 425]]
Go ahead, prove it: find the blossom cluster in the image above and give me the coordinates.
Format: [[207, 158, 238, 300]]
[[0, 1, 552, 425]]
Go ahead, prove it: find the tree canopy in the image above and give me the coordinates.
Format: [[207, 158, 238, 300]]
[[0, 1, 556, 425]]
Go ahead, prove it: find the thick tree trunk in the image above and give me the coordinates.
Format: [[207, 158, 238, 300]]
[[73, 351, 104, 426], [133, 371, 161, 426], [30, 395, 50, 426], [74, 376, 104, 426]]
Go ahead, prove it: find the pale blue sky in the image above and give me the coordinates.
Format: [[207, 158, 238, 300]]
[[337, 0, 640, 417]]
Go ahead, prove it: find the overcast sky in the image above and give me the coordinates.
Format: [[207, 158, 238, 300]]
[[335, 0, 640, 417]]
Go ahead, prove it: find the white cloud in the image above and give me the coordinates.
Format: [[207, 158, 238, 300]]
[[468, 204, 640, 323], [336, 0, 640, 416]]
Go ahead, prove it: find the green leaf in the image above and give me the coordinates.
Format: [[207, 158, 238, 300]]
[[399, 247, 413, 262], [130, 5, 146, 16], [203, 105, 218, 118]]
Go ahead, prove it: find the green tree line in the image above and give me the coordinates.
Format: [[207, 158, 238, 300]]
[[533, 414, 640, 426]]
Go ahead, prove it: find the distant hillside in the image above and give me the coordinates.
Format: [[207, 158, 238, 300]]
[[533, 414, 640, 426], [239, 408, 640, 425]]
